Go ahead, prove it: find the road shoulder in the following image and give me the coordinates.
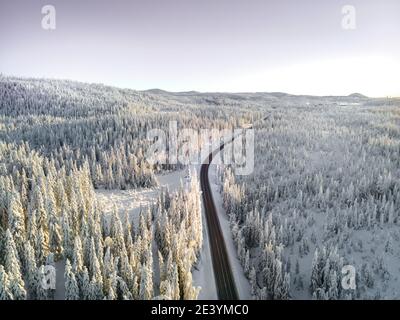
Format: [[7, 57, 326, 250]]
[[208, 163, 252, 299]]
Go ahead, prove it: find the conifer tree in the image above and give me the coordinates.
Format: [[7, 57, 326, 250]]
[[4, 230, 26, 300], [65, 259, 80, 300], [24, 242, 40, 299], [0, 265, 13, 300], [8, 193, 26, 254], [80, 266, 90, 300], [139, 262, 153, 300]]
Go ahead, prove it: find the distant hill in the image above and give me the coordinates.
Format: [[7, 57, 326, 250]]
[[144, 88, 169, 94], [348, 93, 368, 99]]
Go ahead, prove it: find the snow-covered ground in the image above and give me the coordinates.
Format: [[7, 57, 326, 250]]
[[96, 169, 188, 225], [54, 260, 66, 300]]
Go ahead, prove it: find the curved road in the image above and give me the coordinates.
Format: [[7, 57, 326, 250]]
[[200, 116, 269, 300], [200, 142, 238, 300]]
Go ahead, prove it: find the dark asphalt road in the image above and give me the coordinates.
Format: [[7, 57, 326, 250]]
[[200, 140, 238, 300], [199, 116, 269, 300]]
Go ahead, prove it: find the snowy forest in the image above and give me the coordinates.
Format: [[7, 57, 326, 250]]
[[0, 76, 254, 300], [0, 75, 399, 300], [221, 100, 400, 299]]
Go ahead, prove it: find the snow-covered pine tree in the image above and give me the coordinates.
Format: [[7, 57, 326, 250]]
[[4, 230, 26, 300], [80, 266, 90, 300], [72, 235, 84, 274], [0, 265, 13, 300], [8, 193, 26, 254], [65, 259, 80, 300], [23, 242, 40, 299], [139, 262, 153, 300]]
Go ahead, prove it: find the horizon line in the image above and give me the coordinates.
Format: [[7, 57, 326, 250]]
[[2, 73, 400, 99]]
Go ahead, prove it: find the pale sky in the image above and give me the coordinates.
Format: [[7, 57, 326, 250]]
[[0, 0, 399, 96]]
